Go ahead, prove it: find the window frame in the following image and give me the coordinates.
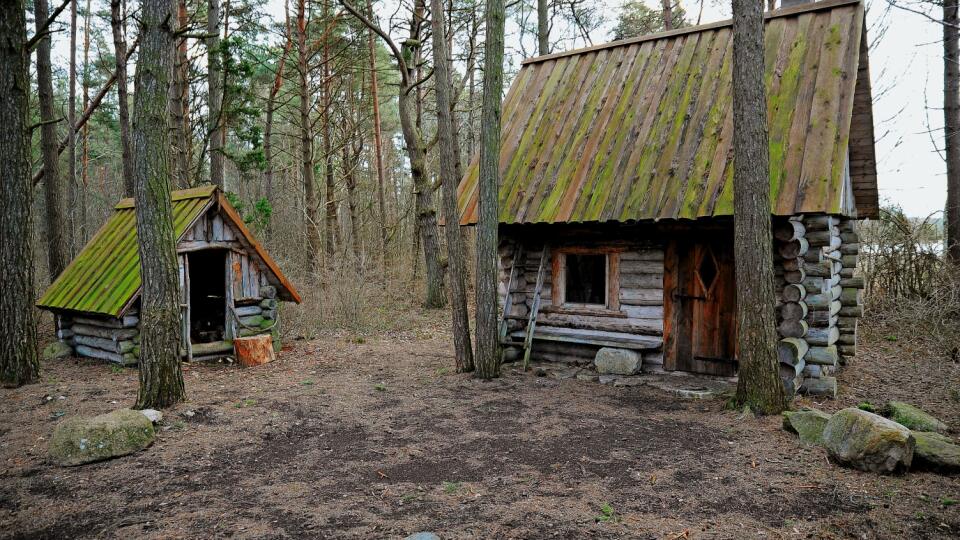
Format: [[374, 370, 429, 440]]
[[551, 247, 621, 313]]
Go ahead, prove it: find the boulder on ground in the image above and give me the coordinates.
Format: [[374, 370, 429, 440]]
[[886, 401, 949, 434], [42, 341, 73, 361], [405, 534, 440, 540], [822, 408, 914, 474], [912, 431, 960, 474], [594, 348, 642, 375], [139, 409, 163, 424], [49, 409, 155, 466], [783, 408, 832, 446]]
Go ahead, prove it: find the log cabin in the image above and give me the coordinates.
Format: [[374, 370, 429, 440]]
[[455, 0, 876, 397], [37, 185, 301, 364]]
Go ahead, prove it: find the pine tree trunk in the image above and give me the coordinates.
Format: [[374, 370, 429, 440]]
[[945, 1, 960, 265], [69, 0, 79, 252], [0, 1, 40, 388], [475, 0, 505, 379], [35, 0, 71, 281], [322, 3, 336, 264], [537, 0, 548, 55], [132, 0, 186, 409], [111, 0, 135, 197], [342, 143, 362, 261], [432, 0, 475, 372], [79, 0, 91, 243], [297, 0, 321, 270], [662, 0, 673, 30], [264, 9, 292, 205], [170, 0, 191, 189], [731, 0, 786, 414], [367, 0, 389, 264], [207, 0, 224, 188]]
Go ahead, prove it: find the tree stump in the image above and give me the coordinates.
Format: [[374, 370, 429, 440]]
[[234, 335, 275, 367]]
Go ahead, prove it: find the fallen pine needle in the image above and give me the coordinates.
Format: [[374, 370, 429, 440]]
[[377, 470, 390, 479]]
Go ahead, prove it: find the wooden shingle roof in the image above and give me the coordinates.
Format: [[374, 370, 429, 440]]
[[37, 185, 300, 317], [456, 0, 878, 225]]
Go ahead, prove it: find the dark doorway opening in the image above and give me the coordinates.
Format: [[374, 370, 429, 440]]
[[188, 250, 226, 343]]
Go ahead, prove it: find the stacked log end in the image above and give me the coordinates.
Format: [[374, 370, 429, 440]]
[[773, 216, 809, 396], [796, 215, 843, 398], [57, 310, 140, 365], [836, 218, 864, 363]]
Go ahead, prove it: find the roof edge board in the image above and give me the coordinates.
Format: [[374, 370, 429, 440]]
[[522, 0, 861, 66]]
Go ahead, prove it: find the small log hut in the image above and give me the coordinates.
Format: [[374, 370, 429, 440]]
[[455, 0, 877, 397], [37, 185, 301, 364]]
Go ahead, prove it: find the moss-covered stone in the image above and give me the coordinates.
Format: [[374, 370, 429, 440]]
[[783, 408, 832, 445], [49, 409, 155, 466], [822, 408, 914, 474], [912, 431, 960, 474], [42, 341, 73, 360], [886, 401, 949, 434]]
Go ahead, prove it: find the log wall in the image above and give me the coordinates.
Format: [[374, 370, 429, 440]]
[[498, 235, 665, 372]]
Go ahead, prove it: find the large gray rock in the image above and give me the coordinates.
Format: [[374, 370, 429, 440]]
[[783, 408, 832, 446], [42, 341, 73, 360], [594, 348, 642, 375], [886, 401, 949, 434], [912, 431, 960, 474], [822, 408, 914, 474], [405, 533, 440, 540], [49, 409, 155, 466]]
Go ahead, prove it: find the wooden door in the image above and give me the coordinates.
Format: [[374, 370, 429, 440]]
[[664, 233, 738, 376]]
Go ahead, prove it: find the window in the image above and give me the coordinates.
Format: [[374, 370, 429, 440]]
[[564, 254, 607, 305]]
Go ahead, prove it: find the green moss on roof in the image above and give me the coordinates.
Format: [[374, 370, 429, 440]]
[[36, 186, 216, 317]]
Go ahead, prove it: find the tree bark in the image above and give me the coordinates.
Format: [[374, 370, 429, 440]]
[[297, 0, 321, 270], [170, 0, 191, 189], [322, 0, 337, 264], [111, 0, 135, 197], [367, 0, 388, 263], [537, 0, 548, 55], [132, 0, 186, 409], [0, 0, 40, 388], [69, 0, 79, 252], [662, 0, 674, 30], [207, 0, 225, 188], [731, 0, 786, 413], [35, 0, 71, 281], [945, 0, 960, 265], [475, 0, 505, 379], [80, 0, 91, 242], [264, 3, 293, 204], [432, 0, 474, 372]]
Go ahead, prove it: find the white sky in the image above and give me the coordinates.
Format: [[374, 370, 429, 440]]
[[48, 0, 950, 217]]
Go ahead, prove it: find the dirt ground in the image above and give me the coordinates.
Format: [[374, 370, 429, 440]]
[[1, 310, 958, 539]]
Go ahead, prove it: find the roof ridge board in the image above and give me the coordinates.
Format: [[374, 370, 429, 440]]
[[521, 0, 861, 66], [114, 184, 218, 209]]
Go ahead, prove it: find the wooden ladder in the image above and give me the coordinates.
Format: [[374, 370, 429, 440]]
[[498, 244, 550, 370]]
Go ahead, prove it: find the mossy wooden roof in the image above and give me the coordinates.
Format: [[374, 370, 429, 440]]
[[37, 185, 301, 317], [456, 0, 878, 225]]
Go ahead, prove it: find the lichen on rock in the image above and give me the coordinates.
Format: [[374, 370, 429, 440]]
[[49, 409, 155, 466], [822, 408, 914, 474]]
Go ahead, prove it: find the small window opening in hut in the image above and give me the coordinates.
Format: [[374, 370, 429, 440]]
[[564, 254, 607, 306], [188, 250, 226, 343]]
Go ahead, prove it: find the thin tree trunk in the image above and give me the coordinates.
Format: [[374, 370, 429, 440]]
[[475, 0, 505, 378], [731, 0, 786, 414], [264, 2, 292, 204], [170, 0, 190, 188], [342, 143, 362, 261], [69, 0, 78, 252], [945, 0, 960, 265], [111, 0, 135, 196], [133, 0, 186, 409], [0, 0, 40, 388], [35, 0, 71, 281], [297, 0, 321, 270], [432, 0, 474, 372], [322, 0, 336, 264], [537, 0, 548, 55], [207, 0, 224, 188], [366, 0, 388, 264], [662, 0, 673, 30], [79, 0, 91, 243]]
